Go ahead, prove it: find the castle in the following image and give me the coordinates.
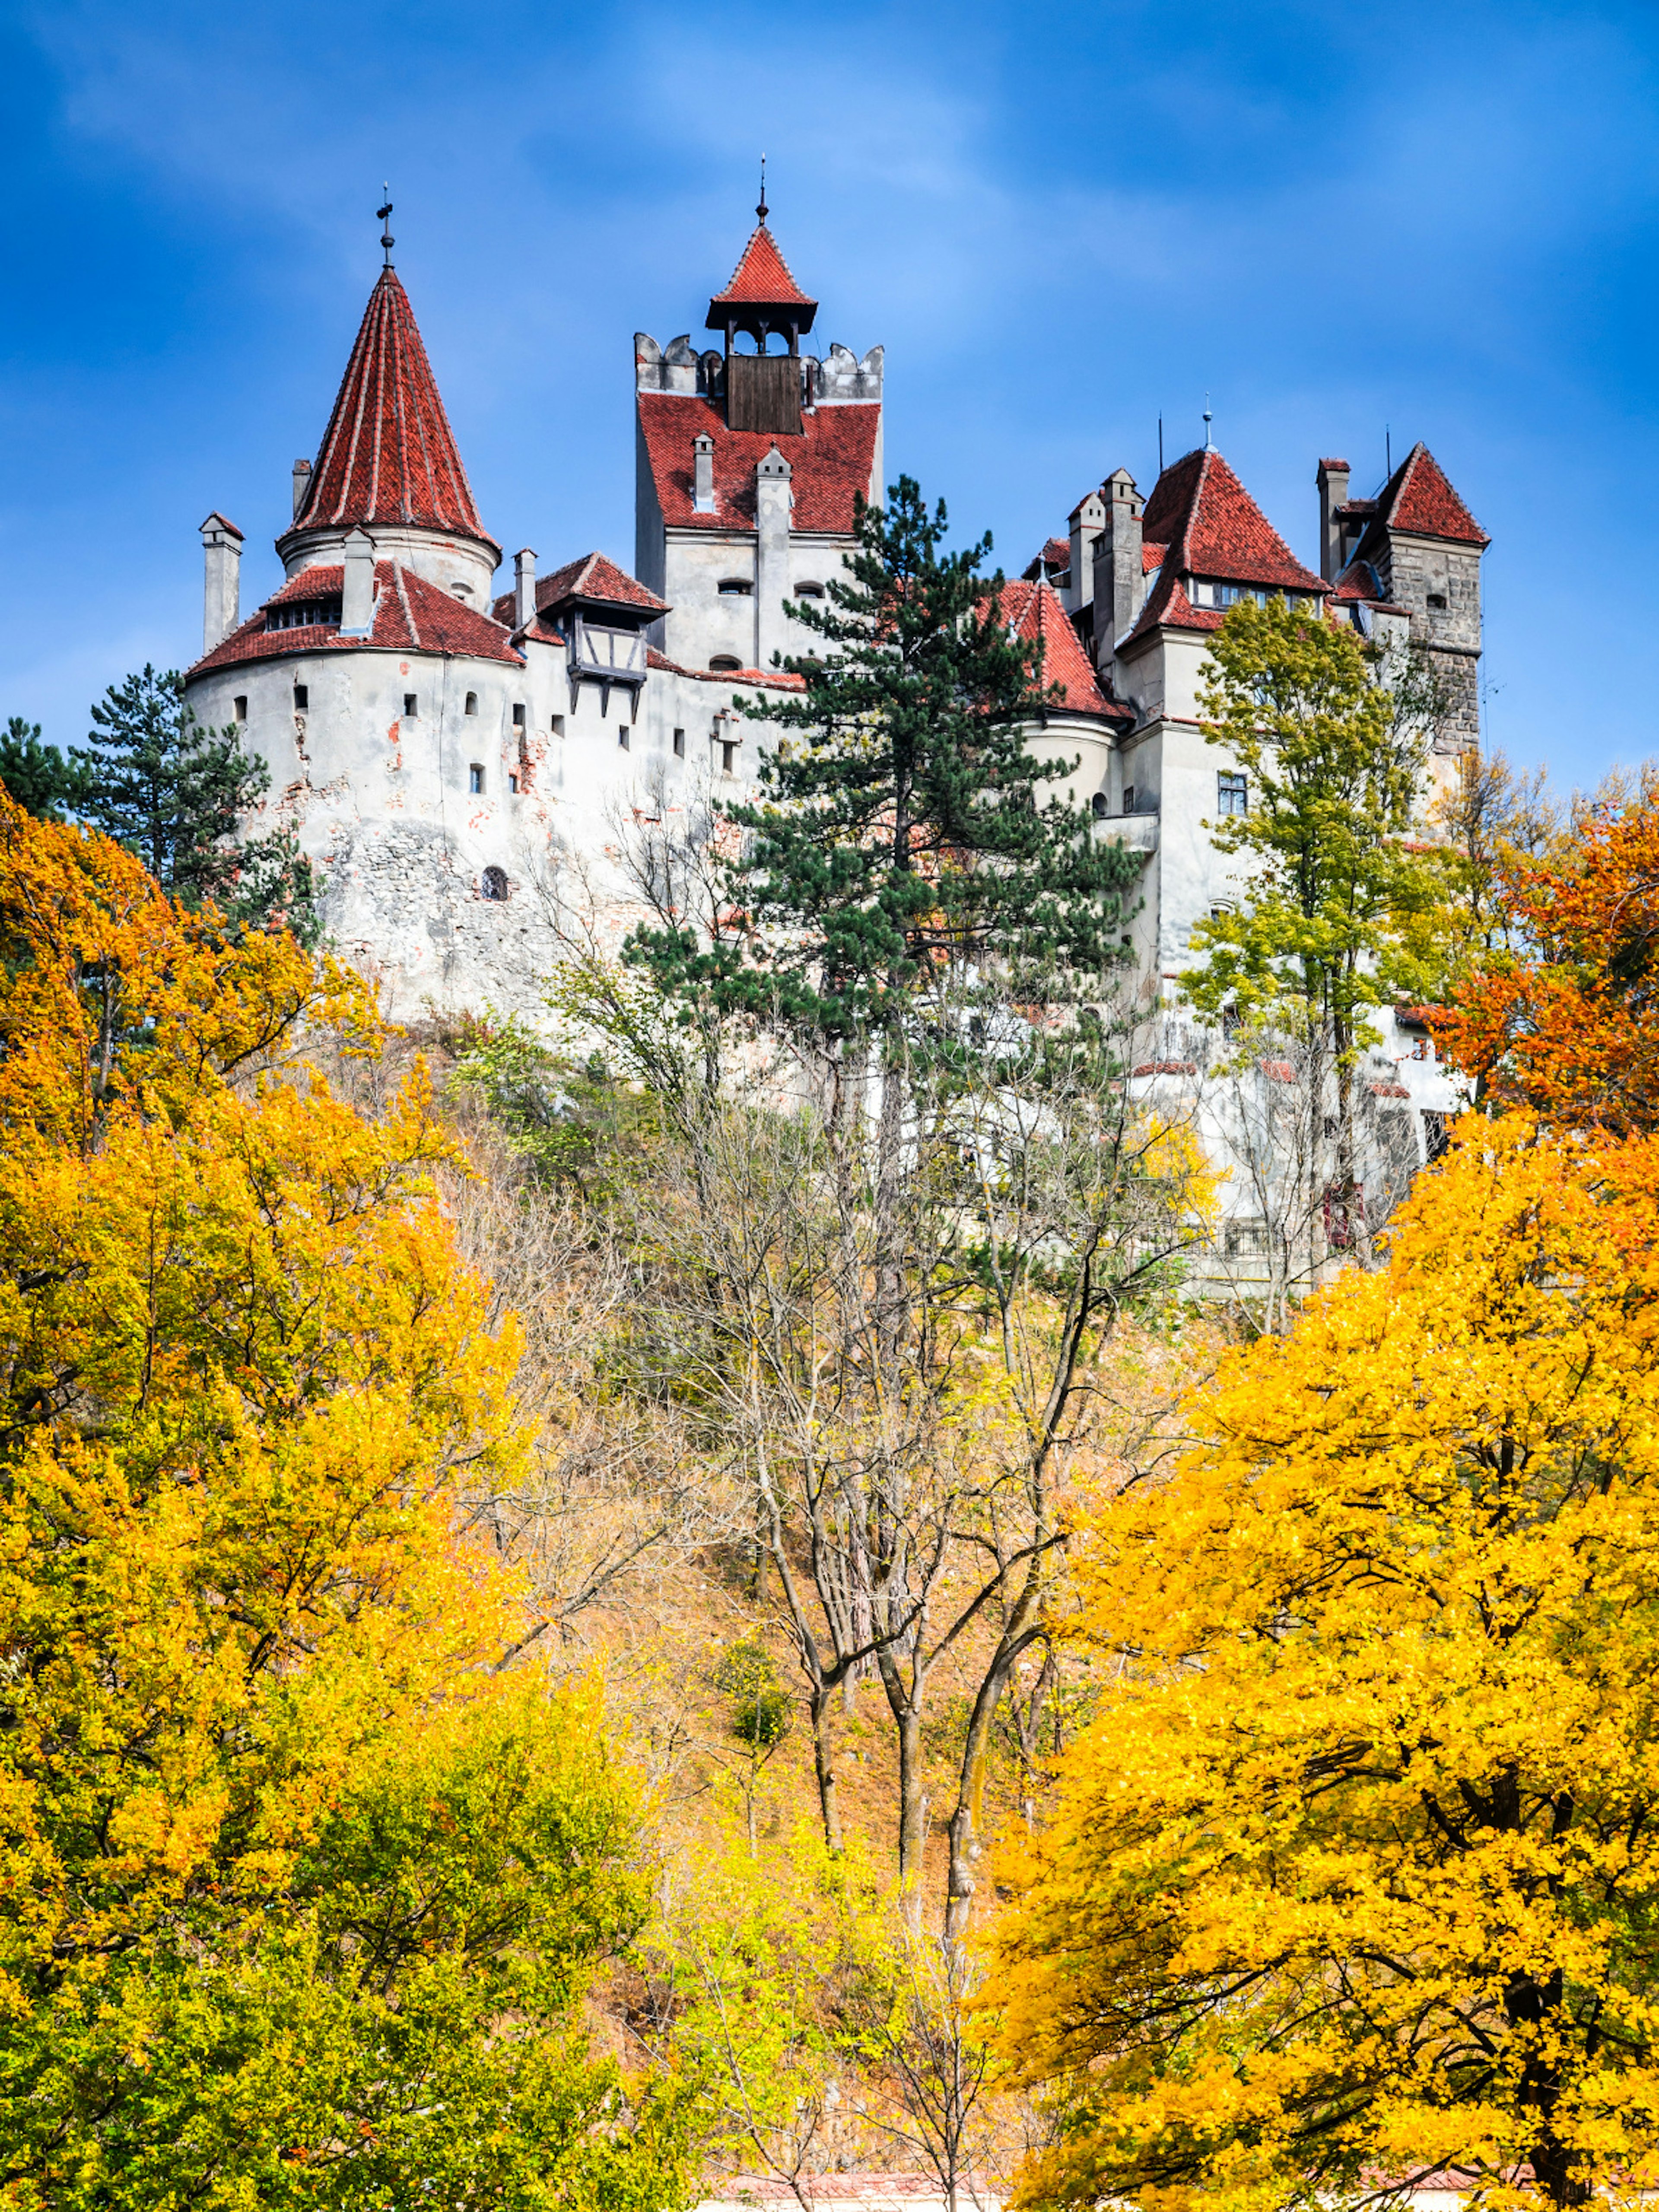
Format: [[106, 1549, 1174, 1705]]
[[184, 201, 1484, 1218]]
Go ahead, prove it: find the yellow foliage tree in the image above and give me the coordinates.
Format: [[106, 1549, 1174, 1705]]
[[991, 1115, 1659, 2212], [0, 797, 688, 2211]]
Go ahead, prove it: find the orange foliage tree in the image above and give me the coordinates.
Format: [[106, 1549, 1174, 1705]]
[[1433, 770, 1659, 1131], [991, 1115, 1659, 2212], [0, 796, 689, 2211]]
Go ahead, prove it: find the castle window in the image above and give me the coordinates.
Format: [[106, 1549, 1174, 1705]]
[[1123, 785, 1136, 813], [292, 683, 308, 712], [795, 581, 824, 599], [709, 655, 742, 672], [509, 772, 519, 793], [618, 724, 630, 750], [266, 596, 341, 631], [1217, 771, 1248, 817], [469, 763, 485, 794], [403, 693, 418, 718], [464, 691, 478, 715], [1427, 591, 1447, 609], [721, 740, 737, 775], [233, 696, 248, 723], [551, 715, 565, 737], [512, 702, 526, 729], [718, 578, 753, 597], [481, 866, 508, 902], [1091, 792, 1108, 819], [673, 726, 685, 757]]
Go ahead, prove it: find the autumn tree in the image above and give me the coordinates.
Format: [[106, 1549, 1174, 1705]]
[[992, 1112, 1659, 2212], [1183, 597, 1442, 1276], [0, 795, 689, 2211], [1433, 767, 1659, 1131]]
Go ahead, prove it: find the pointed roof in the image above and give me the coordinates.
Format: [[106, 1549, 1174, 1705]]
[[491, 552, 670, 629], [995, 578, 1127, 722], [1122, 448, 1328, 650], [707, 226, 817, 331], [1377, 442, 1489, 546], [289, 268, 498, 554]]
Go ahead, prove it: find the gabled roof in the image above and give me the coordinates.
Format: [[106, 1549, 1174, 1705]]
[[708, 225, 817, 324], [1120, 449, 1327, 649], [289, 268, 498, 554], [1140, 448, 1327, 594], [186, 560, 523, 677], [492, 553, 670, 629], [1022, 536, 1071, 582], [637, 392, 879, 535], [995, 578, 1126, 721], [1378, 442, 1489, 546]]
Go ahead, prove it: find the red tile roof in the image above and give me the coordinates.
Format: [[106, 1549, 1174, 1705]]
[[1384, 441, 1489, 545], [1319, 456, 1351, 470], [1022, 536, 1071, 580], [290, 269, 497, 553], [995, 578, 1122, 719], [637, 393, 880, 535], [491, 552, 670, 627], [1141, 448, 1327, 594], [1119, 450, 1327, 648], [186, 561, 522, 677], [708, 225, 817, 317], [645, 647, 806, 692], [1143, 540, 1167, 572]]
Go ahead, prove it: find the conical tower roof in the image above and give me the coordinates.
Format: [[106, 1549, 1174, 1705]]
[[707, 224, 817, 336], [289, 267, 498, 553]]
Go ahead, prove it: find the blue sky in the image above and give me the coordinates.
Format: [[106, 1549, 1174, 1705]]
[[1, 0, 1654, 786]]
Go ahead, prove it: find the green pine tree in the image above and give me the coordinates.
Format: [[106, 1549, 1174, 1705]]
[[628, 477, 1142, 1039], [71, 665, 318, 943], [0, 718, 82, 822]]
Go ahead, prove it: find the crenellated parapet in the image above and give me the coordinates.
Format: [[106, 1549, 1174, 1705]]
[[635, 333, 882, 408]]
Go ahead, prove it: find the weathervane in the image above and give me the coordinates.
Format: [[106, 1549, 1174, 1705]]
[[378, 186, 394, 268], [757, 154, 768, 226]]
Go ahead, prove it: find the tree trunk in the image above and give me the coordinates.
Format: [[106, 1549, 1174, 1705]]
[[809, 1681, 844, 1855], [878, 1649, 927, 1918]]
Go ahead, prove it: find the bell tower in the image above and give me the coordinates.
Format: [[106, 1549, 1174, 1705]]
[[706, 174, 818, 439]]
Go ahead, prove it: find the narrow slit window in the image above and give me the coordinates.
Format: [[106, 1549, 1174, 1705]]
[[512, 702, 526, 729], [721, 740, 737, 775], [673, 727, 685, 758], [464, 691, 478, 715], [292, 684, 308, 712], [233, 695, 248, 723], [618, 724, 630, 750], [508, 772, 519, 794], [403, 693, 418, 718], [468, 763, 485, 795], [550, 715, 565, 737]]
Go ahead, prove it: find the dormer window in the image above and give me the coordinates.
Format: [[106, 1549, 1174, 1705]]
[[267, 595, 342, 632], [718, 578, 754, 597]]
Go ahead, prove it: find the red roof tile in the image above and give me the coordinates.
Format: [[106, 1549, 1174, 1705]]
[[708, 225, 817, 318], [637, 393, 879, 535], [1143, 540, 1167, 572], [186, 560, 522, 677], [1384, 441, 1489, 546], [1022, 536, 1071, 580], [492, 552, 670, 627], [994, 578, 1120, 718], [290, 269, 497, 553], [645, 647, 806, 692], [1141, 448, 1326, 594]]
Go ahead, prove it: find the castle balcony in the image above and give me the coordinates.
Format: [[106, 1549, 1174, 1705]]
[[1096, 807, 1159, 856], [569, 617, 649, 688]]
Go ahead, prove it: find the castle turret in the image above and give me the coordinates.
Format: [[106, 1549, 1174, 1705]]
[[277, 264, 501, 607]]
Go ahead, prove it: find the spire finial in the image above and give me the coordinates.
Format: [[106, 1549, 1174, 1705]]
[[1203, 392, 1214, 450], [378, 186, 394, 268], [757, 154, 768, 226]]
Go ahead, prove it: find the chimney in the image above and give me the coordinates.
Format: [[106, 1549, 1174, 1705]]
[[341, 528, 376, 635], [693, 434, 716, 513], [291, 458, 314, 521], [1094, 469, 1144, 653], [1067, 493, 1104, 622], [514, 548, 537, 631], [1317, 458, 1351, 582], [200, 512, 244, 652]]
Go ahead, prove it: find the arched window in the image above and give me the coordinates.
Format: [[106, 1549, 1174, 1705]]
[[481, 866, 508, 903], [464, 691, 478, 715], [1091, 791, 1108, 819], [795, 581, 824, 599], [709, 655, 742, 672], [718, 578, 753, 597]]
